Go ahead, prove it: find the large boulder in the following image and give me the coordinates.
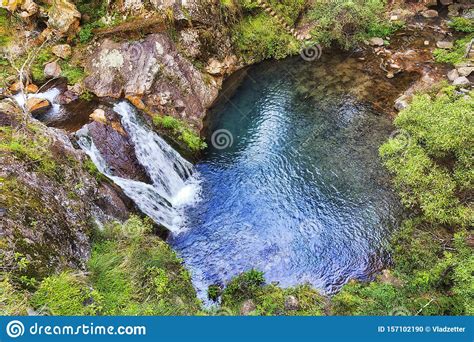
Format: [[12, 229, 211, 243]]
[[26, 97, 51, 115], [83, 34, 221, 130], [47, 0, 81, 37], [0, 99, 136, 280], [86, 108, 150, 182]]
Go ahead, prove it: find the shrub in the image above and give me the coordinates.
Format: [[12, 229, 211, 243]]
[[207, 285, 222, 301], [332, 230, 473, 316], [222, 269, 265, 305], [379, 88, 473, 227], [308, 0, 390, 49], [433, 34, 474, 65], [232, 13, 299, 62], [0, 275, 30, 315], [152, 115, 206, 151], [220, 270, 325, 315]]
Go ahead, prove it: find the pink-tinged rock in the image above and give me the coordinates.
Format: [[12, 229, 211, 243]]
[[44, 61, 61, 78], [447, 69, 459, 81], [421, 9, 439, 18], [452, 76, 470, 86]]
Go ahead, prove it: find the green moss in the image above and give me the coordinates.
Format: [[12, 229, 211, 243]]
[[78, 22, 101, 43], [83, 158, 106, 182], [0, 57, 14, 88], [433, 34, 474, 65], [59, 62, 87, 85], [80, 89, 95, 101], [31, 272, 102, 315], [28, 46, 86, 85], [30, 49, 54, 83], [0, 127, 59, 178], [0, 9, 12, 47], [152, 115, 206, 151]]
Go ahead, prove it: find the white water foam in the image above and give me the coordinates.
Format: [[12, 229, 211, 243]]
[[12, 87, 61, 116], [76, 101, 201, 233]]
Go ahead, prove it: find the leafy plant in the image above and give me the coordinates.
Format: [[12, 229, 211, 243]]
[[152, 115, 206, 151], [448, 17, 474, 33], [433, 34, 474, 65]]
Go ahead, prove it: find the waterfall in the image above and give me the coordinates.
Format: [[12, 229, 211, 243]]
[[76, 101, 200, 232], [12, 87, 61, 116]]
